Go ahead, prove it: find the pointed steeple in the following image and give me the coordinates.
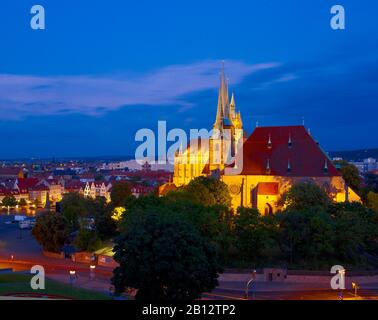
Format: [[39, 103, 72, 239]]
[[214, 61, 231, 130], [222, 72, 230, 120], [230, 92, 236, 119], [214, 87, 224, 129], [230, 92, 235, 107]]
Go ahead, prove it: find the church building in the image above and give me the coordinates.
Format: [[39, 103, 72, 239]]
[[169, 67, 360, 214]]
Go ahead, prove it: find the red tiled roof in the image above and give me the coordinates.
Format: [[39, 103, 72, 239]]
[[0, 188, 20, 196], [237, 126, 340, 177], [131, 185, 155, 194], [17, 178, 39, 189], [64, 180, 85, 192], [0, 167, 22, 176], [65, 180, 85, 188], [79, 172, 95, 178], [257, 182, 279, 195]]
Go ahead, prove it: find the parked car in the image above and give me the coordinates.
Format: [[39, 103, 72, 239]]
[[19, 220, 31, 229], [29, 219, 36, 228]]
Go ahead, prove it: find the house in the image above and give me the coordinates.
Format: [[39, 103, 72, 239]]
[[130, 185, 155, 198], [79, 172, 96, 183], [64, 180, 85, 194], [29, 185, 49, 207], [83, 181, 112, 201], [0, 167, 24, 179], [38, 178, 65, 204]]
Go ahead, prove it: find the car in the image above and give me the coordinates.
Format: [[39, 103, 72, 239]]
[[29, 219, 36, 227], [19, 220, 31, 229]]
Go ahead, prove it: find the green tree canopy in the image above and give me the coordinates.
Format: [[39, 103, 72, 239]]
[[18, 198, 28, 207], [233, 207, 280, 264], [110, 181, 132, 207], [168, 176, 232, 208], [367, 191, 378, 212], [112, 212, 221, 300], [277, 209, 335, 267], [278, 182, 331, 212], [89, 197, 117, 240], [74, 229, 102, 252], [186, 176, 231, 207], [333, 160, 361, 192], [60, 193, 89, 230], [121, 194, 233, 258], [2, 196, 18, 207], [32, 212, 70, 253]]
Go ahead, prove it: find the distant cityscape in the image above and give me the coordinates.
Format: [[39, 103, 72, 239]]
[[0, 159, 172, 210]]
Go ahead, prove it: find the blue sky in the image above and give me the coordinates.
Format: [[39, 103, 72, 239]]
[[0, 0, 377, 158]]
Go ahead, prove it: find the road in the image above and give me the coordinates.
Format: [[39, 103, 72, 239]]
[[203, 287, 378, 300]]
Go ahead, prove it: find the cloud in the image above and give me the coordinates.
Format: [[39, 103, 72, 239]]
[[0, 60, 279, 120]]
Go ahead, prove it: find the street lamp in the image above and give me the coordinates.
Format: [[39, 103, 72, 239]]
[[244, 270, 257, 300], [352, 282, 359, 297], [338, 268, 346, 300], [69, 270, 76, 286], [90, 265, 96, 280]]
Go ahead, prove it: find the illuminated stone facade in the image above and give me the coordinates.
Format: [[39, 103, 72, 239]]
[[171, 68, 361, 213]]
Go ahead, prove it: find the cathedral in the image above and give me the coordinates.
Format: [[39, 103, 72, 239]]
[[167, 67, 360, 214]]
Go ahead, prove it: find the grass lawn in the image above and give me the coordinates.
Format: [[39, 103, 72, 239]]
[[0, 274, 112, 300]]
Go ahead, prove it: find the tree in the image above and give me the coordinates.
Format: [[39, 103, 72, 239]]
[[18, 198, 28, 207], [187, 176, 232, 207], [112, 212, 222, 300], [34, 198, 41, 208], [124, 194, 234, 263], [91, 197, 117, 240], [32, 212, 70, 253], [277, 209, 334, 267], [179, 183, 216, 206], [328, 202, 378, 263], [2, 196, 18, 208], [233, 207, 280, 264], [367, 191, 378, 212], [334, 160, 361, 192], [110, 181, 132, 207], [364, 173, 378, 193], [170, 176, 232, 208], [60, 192, 88, 230], [278, 182, 331, 212], [74, 229, 102, 252]]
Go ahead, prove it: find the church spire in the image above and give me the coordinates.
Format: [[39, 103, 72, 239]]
[[230, 92, 236, 118], [214, 62, 230, 130]]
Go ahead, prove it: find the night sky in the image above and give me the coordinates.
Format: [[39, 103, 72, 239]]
[[1, 0, 377, 159]]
